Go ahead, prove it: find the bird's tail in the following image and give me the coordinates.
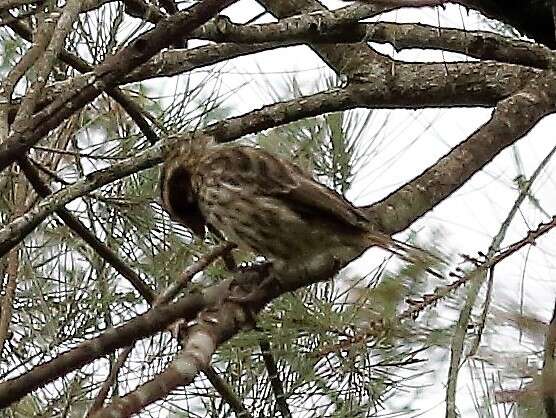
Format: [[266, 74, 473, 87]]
[[364, 231, 444, 278]]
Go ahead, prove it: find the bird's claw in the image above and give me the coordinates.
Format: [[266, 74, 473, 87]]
[[226, 269, 279, 308]]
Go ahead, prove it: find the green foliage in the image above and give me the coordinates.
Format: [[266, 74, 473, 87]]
[[255, 75, 374, 194]]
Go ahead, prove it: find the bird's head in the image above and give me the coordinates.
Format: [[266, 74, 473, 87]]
[[159, 135, 215, 237]]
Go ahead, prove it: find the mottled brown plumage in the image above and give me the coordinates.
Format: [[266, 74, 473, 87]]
[[160, 135, 411, 274]]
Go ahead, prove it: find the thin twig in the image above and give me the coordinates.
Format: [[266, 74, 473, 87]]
[[85, 346, 133, 417], [316, 216, 556, 357], [259, 338, 292, 418], [203, 367, 254, 418], [155, 242, 234, 305], [31, 145, 128, 160], [446, 143, 556, 417]]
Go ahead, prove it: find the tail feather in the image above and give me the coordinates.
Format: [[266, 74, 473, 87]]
[[365, 232, 444, 278]]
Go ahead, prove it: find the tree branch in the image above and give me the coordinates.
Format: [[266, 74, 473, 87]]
[[91, 213, 556, 416], [0, 62, 541, 258], [0, 284, 217, 408], [0, 61, 537, 258], [365, 71, 556, 234], [445, 142, 556, 416], [317, 215, 556, 356], [0, 0, 237, 173], [194, 17, 555, 70]]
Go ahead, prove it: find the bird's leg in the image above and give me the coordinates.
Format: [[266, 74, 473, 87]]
[[227, 254, 344, 308], [226, 262, 281, 307]]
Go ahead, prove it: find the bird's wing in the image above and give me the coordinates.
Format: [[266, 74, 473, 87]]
[[211, 146, 370, 230], [282, 168, 370, 230]]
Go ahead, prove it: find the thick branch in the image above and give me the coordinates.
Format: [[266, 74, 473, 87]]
[[195, 17, 555, 70], [125, 41, 300, 83], [6, 44, 535, 120], [0, 62, 540, 258], [258, 0, 389, 80], [0, 62, 538, 258], [365, 71, 556, 234]]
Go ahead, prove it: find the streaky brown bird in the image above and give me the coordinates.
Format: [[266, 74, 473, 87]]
[[160, 135, 418, 277]]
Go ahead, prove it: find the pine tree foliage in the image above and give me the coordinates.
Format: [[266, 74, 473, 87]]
[[0, 0, 555, 417]]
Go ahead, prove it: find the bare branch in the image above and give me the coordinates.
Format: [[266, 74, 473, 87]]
[[194, 17, 556, 70], [84, 346, 133, 417], [365, 71, 556, 234], [10, 0, 82, 131]]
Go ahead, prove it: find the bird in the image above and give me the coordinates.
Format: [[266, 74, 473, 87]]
[[160, 135, 426, 278]]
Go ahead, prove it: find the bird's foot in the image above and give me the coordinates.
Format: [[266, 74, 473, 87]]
[[226, 263, 280, 307]]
